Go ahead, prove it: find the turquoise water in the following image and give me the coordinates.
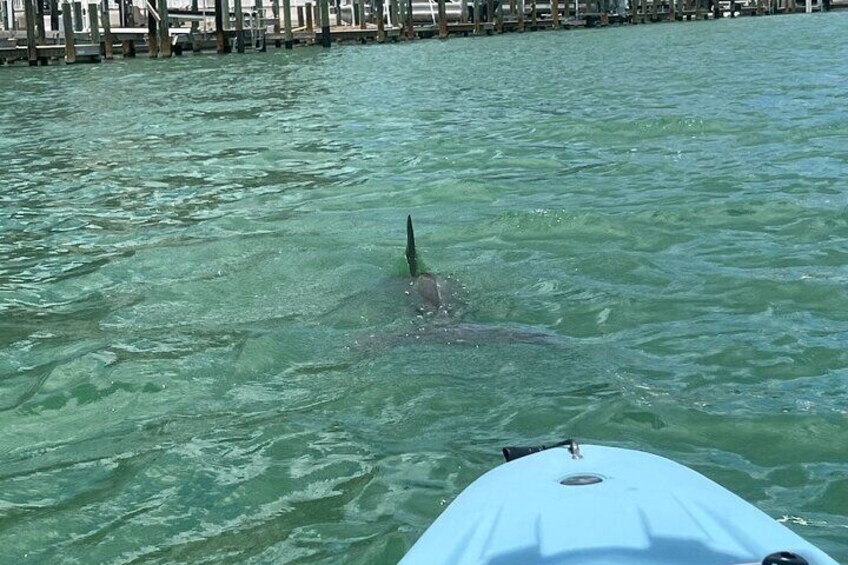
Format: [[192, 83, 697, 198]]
[[2, 12, 847, 563]]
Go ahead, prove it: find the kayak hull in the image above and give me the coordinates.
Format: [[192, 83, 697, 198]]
[[401, 445, 838, 565]]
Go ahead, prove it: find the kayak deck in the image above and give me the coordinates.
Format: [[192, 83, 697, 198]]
[[401, 445, 838, 565]]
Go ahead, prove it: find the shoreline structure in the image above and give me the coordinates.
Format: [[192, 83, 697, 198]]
[[0, 0, 845, 66]]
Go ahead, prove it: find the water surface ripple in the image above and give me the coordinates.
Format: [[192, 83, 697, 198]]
[[1, 13, 847, 564]]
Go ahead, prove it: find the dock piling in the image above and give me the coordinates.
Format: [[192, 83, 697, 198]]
[[320, 0, 331, 45], [271, 0, 280, 45], [62, 0, 76, 62], [398, 0, 405, 30], [357, 0, 364, 28], [389, 0, 398, 27], [255, 0, 264, 49], [87, 2, 99, 43], [283, 0, 292, 48], [24, 0, 37, 66], [48, 0, 59, 31], [190, 0, 201, 51], [552, 0, 559, 27], [35, 0, 46, 49], [157, 0, 170, 57], [473, 0, 480, 33], [305, 1, 312, 32], [146, 0, 158, 57], [214, 0, 226, 53], [101, 0, 113, 58], [234, 0, 244, 52], [73, 1, 82, 30], [376, 0, 384, 41], [517, 0, 524, 31], [437, 0, 446, 37]]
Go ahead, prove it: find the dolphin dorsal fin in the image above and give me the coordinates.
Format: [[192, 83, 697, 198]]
[[405, 215, 419, 278]]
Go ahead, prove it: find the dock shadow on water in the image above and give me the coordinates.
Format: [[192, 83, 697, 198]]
[[324, 216, 572, 352]]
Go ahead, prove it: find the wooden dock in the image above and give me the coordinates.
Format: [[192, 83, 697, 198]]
[[1, 0, 846, 67]]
